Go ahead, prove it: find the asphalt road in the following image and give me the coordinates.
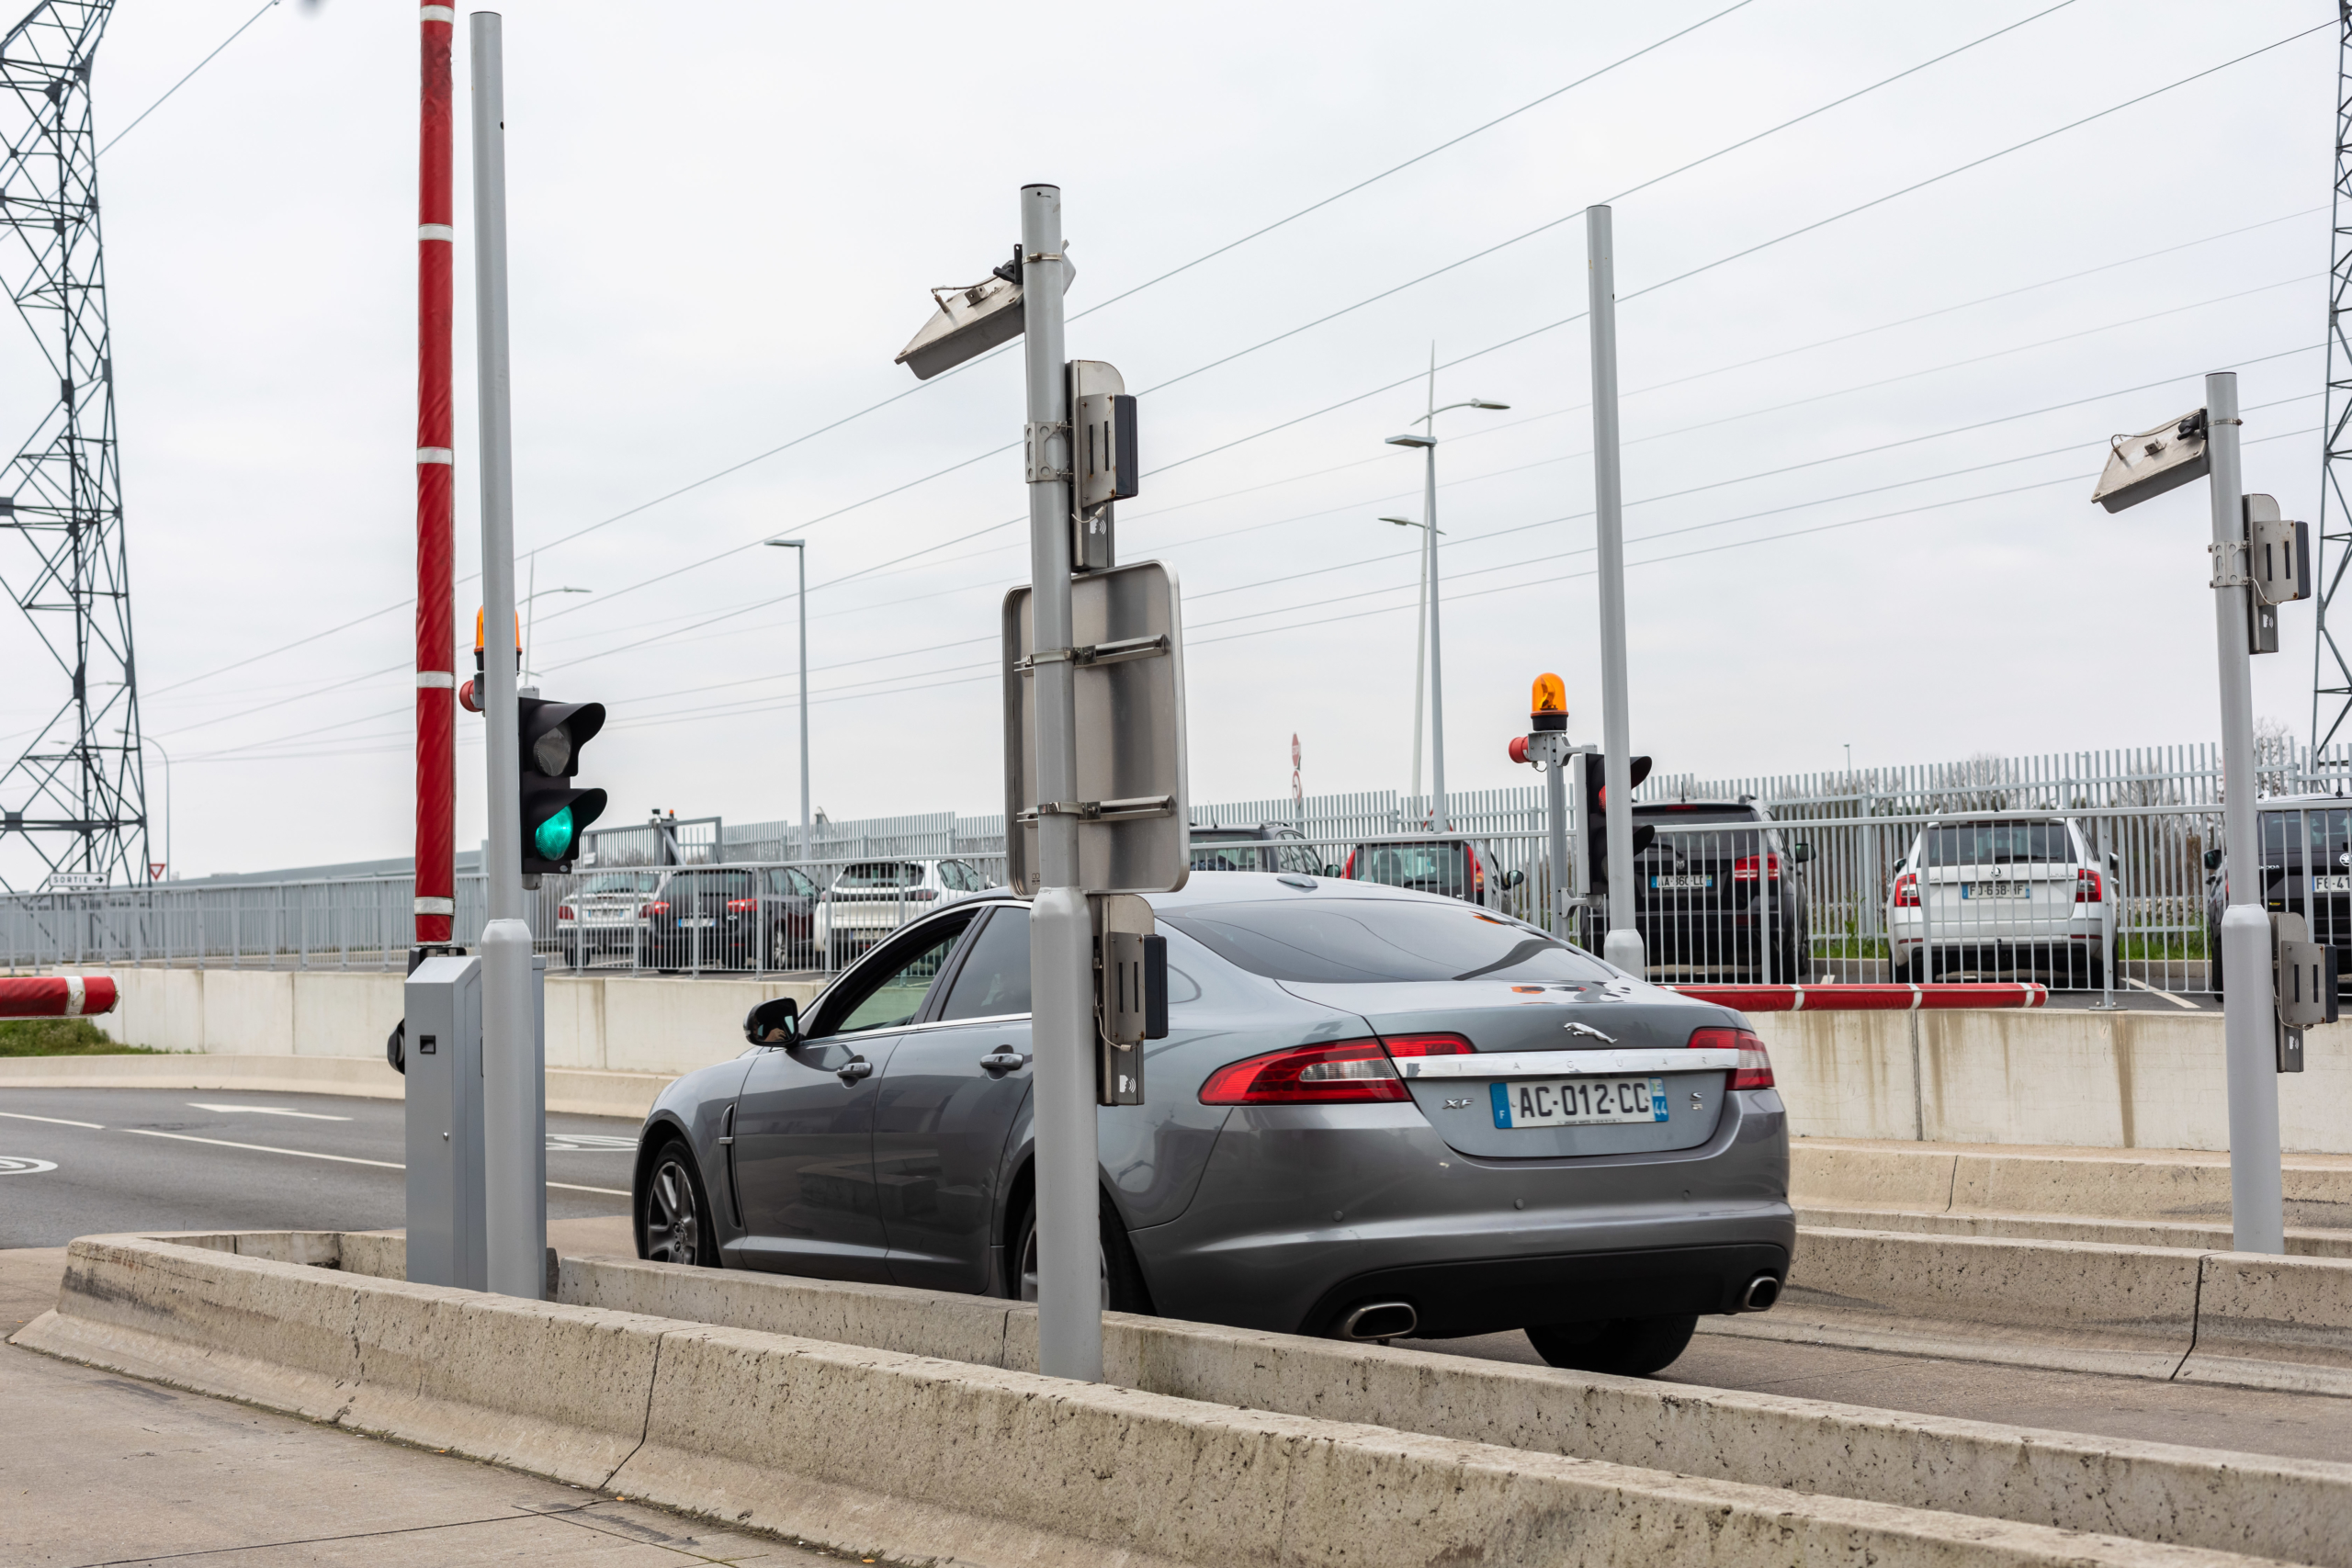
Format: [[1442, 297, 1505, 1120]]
[[0, 1086, 636, 1247]]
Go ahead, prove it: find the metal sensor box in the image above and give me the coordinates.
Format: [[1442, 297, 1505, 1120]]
[[403, 953, 487, 1289], [2091, 409, 2209, 513]]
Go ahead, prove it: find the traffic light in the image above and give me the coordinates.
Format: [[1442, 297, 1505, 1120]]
[[517, 697, 606, 874], [1581, 753, 1654, 894]]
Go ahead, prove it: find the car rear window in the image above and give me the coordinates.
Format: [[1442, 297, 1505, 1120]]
[[2260, 808, 2352, 867], [1350, 842, 1467, 892], [836, 861, 924, 888], [1920, 823, 2074, 866], [1162, 899, 1612, 985]]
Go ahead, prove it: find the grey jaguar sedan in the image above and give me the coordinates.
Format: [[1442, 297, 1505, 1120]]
[[632, 871, 1792, 1375]]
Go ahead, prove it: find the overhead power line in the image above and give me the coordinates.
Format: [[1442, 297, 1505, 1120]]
[[100, 0, 277, 156]]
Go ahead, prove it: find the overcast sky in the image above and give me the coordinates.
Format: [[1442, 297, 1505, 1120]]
[[0, 0, 2335, 880]]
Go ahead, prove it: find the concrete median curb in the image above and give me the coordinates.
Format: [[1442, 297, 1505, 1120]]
[[1705, 1226, 2352, 1399], [15, 1232, 2352, 1567], [0, 1233, 2308, 1568]]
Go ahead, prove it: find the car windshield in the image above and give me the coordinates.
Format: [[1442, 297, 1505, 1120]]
[[577, 873, 658, 895], [1351, 843, 1465, 891], [1920, 823, 2073, 866], [2260, 807, 2352, 870], [835, 861, 924, 889], [1162, 899, 1612, 985]]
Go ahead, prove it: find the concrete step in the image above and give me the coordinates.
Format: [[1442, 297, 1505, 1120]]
[[1799, 1203, 2352, 1258], [1793, 1135, 2352, 1230]]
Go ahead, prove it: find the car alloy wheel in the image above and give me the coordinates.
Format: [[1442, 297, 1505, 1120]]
[[643, 1147, 704, 1266], [1015, 1215, 1107, 1308]]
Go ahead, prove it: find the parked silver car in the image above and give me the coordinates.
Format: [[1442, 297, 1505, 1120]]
[[633, 873, 1791, 1375]]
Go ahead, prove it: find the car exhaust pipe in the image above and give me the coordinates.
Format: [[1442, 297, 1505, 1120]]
[[1339, 1301, 1418, 1341], [1739, 1273, 1781, 1313]]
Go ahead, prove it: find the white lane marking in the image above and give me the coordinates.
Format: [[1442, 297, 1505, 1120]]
[[187, 1102, 354, 1122], [0, 1111, 103, 1129], [546, 1133, 636, 1151], [120, 1126, 631, 1195], [2124, 976, 2203, 1010], [122, 1128, 403, 1168], [0, 1156, 58, 1174]]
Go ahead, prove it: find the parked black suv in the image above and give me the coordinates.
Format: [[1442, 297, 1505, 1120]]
[[643, 866, 762, 972], [2203, 795, 2352, 995], [1631, 800, 1813, 980]]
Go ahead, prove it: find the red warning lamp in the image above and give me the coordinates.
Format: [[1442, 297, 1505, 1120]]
[[458, 607, 523, 714]]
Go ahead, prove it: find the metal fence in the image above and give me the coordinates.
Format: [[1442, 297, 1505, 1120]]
[[10, 741, 2349, 990]]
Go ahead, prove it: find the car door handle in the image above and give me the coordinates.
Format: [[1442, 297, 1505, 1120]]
[[835, 1056, 873, 1085], [978, 1049, 1030, 1075]]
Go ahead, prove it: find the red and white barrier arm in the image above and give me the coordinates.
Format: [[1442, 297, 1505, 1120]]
[[1666, 982, 2047, 1012], [0, 975, 119, 1019]]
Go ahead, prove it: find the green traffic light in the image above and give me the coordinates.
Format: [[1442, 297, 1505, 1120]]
[[534, 805, 574, 862]]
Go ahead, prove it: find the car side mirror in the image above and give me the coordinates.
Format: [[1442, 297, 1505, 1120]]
[[2107, 851, 2120, 872], [1502, 868, 1526, 889], [1323, 863, 1342, 879], [745, 995, 800, 1046], [2203, 848, 2223, 873], [1792, 843, 1815, 863]]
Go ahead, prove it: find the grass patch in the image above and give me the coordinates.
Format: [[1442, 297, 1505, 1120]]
[[0, 1018, 161, 1056]]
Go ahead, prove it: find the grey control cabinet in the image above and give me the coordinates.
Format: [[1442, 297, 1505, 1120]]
[[404, 953, 487, 1289]]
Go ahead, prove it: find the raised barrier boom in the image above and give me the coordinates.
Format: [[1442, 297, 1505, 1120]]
[[1669, 982, 2047, 1012], [0, 974, 117, 1019]]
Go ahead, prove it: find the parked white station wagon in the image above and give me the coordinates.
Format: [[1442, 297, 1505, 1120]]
[[812, 857, 991, 965], [1886, 816, 2118, 986]]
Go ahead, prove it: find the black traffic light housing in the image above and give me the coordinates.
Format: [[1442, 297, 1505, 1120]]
[[1583, 753, 1655, 894], [518, 697, 607, 875]]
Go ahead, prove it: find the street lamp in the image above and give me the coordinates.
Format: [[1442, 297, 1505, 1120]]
[[517, 564, 591, 686], [1377, 514, 1442, 806], [765, 538, 811, 863], [1385, 393, 1508, 833]]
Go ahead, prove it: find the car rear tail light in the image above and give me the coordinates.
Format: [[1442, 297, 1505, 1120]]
[[1732, 853, 1781, 882], [2075, 867, 2103, 903], [1689, 1025, 1773, 1090], [1199, 1039, 1409, 1105], [640, 901, 669, 917], [557, 904, 575, 920], [725, 898, 757, 912], [909, 888, 939, 901], [1892, 872, 1918, 908], [1342, 850, 1357, 879], [1378, 1032, 1475, 1060]]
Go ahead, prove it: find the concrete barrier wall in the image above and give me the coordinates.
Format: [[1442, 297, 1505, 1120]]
[[8, 1233, 2314, 1568], [0, 1051, 676, 1120], [65, 964, 820, 1077], [42, 961, 2352, 1154], [1756, 1006, 2352, 1154]]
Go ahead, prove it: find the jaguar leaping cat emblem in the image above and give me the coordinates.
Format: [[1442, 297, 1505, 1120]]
[[1562, 1021, 1616, 1043]]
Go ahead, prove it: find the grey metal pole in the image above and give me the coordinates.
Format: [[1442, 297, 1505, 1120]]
[[2207, 370, 2284, 1254], [1424, 442, 1448, 833], [469, 9, 544, 1300], [1587, 205, 1642, 975], [1020, 184, 1101, 1382], [1545, 750, 1571, 940], [797, 544, 811, 863], [1410, 531, 1427, 809]]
